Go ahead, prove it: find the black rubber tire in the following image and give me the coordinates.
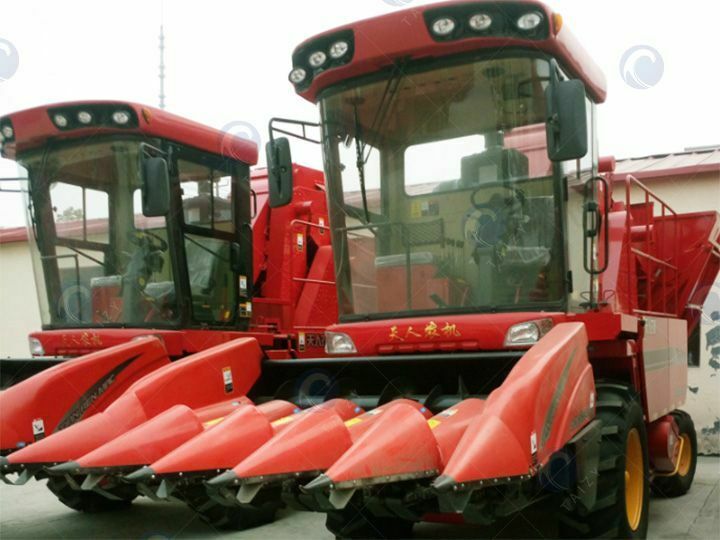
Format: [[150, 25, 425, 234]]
[[46, 476, 136, 513], [182, 485, 280, 531], [559, 383, 650, 539], [651, 410, 697, 497], [325, 500, 414, 539]]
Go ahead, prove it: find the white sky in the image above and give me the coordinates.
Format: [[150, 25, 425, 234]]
[[1, 0, 718, 227]]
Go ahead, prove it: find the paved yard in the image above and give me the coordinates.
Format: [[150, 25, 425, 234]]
[[1, 458, 717, 539]]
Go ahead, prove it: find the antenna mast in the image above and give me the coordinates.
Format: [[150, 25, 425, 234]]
[[158, 25, 166, 109]]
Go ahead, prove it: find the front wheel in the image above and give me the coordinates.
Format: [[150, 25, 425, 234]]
[[181, 485, 281, 530], [651, 410, 697, 498], [559, 383, 650, 539], [46, 476, 136, 513], [325, 500, 414, 539]]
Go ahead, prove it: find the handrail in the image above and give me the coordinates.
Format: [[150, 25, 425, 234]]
[[625, 174, 680, 317]]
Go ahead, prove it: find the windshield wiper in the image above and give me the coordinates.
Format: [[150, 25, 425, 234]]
[[352, 59, 408, 225], [353, 105, 371, 224]]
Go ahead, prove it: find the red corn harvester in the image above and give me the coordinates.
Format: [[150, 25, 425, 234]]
[[1, 2, 719, 537], [0, 101, 338, 520], [242, 1, 716, 537]]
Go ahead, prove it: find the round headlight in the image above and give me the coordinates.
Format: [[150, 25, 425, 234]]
[[469, 13, 493, 31], [1, 126, 13, 139], [431, 17, 456, 37], [308, 51, 327, 68], [112, 111, 131, 125], [517, 11, 543, 30], [289, 67, 307, 85], [329, 40, 349, 59], [77, 111, 93, 125], [53, 114, 68, 128]]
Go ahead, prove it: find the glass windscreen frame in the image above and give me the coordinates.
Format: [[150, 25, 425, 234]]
[[19, 136, 250, 330], [319, 51, 570, 322]]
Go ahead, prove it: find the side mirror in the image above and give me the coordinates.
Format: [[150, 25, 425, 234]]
[[141, 156, 170, 217], [266, 137, 293, 208], [545, 79, 588, 162]]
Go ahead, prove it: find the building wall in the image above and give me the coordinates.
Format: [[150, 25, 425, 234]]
[[622, 170, 720, 453], [0, 241, 41, 358]]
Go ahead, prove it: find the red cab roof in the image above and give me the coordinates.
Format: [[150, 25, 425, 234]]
[[0, 101, 258, 165], [292, 0, 607, 103]]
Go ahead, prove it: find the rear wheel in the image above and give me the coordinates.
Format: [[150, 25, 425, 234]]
[[559, 383, 650, 539], [651, 410, 697, 497], [325, 500, 414, 539], [46, 476, 136, 513]]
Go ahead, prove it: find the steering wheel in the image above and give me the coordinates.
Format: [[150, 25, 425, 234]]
[[128, 230, 168, 252], [466, 184, 526, 248]]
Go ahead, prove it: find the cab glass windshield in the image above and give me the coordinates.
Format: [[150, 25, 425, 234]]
[[320, 56, 567, 320]]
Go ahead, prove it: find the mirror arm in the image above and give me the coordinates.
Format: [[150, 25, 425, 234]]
[[268, 118, 321, 145]]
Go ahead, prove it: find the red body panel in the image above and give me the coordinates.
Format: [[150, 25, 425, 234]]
[[441, 323, 593, 483], [6, 338, 263, 465], [293, 1, 606, 103], [1, 101, 257, 165], [0, 337, 169, 453], [641, 317, 688, 422]]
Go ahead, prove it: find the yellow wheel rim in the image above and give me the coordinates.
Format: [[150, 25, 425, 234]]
[[677, 434, 692, 477], [625, 428, 644, 531]]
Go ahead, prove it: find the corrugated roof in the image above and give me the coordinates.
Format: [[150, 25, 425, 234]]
[[612, 146, 720, 180]]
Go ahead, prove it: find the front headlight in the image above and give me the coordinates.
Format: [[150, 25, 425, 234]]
[[289, 67, 308, 85], [53, 113, 69, 128], [504, 319, 553, 346], [112, 111, 131, 125], [517, 12, 543, 31], [308, 51, 328, 68], [431, 17, 456, 37], [325, 331, 357, 355], [468, 13, 493, 31], [29, 337, 45, 356], [329, 41, 349, 59], [77, 111, 93, 125]]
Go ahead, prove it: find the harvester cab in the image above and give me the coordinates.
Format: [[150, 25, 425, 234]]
[[257, 1, 720, 537], [0, 102, 336, 375]]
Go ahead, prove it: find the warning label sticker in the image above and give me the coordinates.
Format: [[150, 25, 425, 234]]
[[223, 367, 233, 393], [32, 418, 46, 441]]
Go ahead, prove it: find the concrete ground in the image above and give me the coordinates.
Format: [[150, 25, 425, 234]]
[[0, 458, 717, 539]]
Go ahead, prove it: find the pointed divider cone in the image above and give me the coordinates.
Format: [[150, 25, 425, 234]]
[[324, 402, 442, 487], [125, 465, 155, 483], [5, 405, 143, 466], [439, 324, 590, 486], [47, 461, 81, 475], [231, 407, 353, 481], [71, 405, 204, 470], [149, 402, 291, 476], [438, 414, 530, 485]]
